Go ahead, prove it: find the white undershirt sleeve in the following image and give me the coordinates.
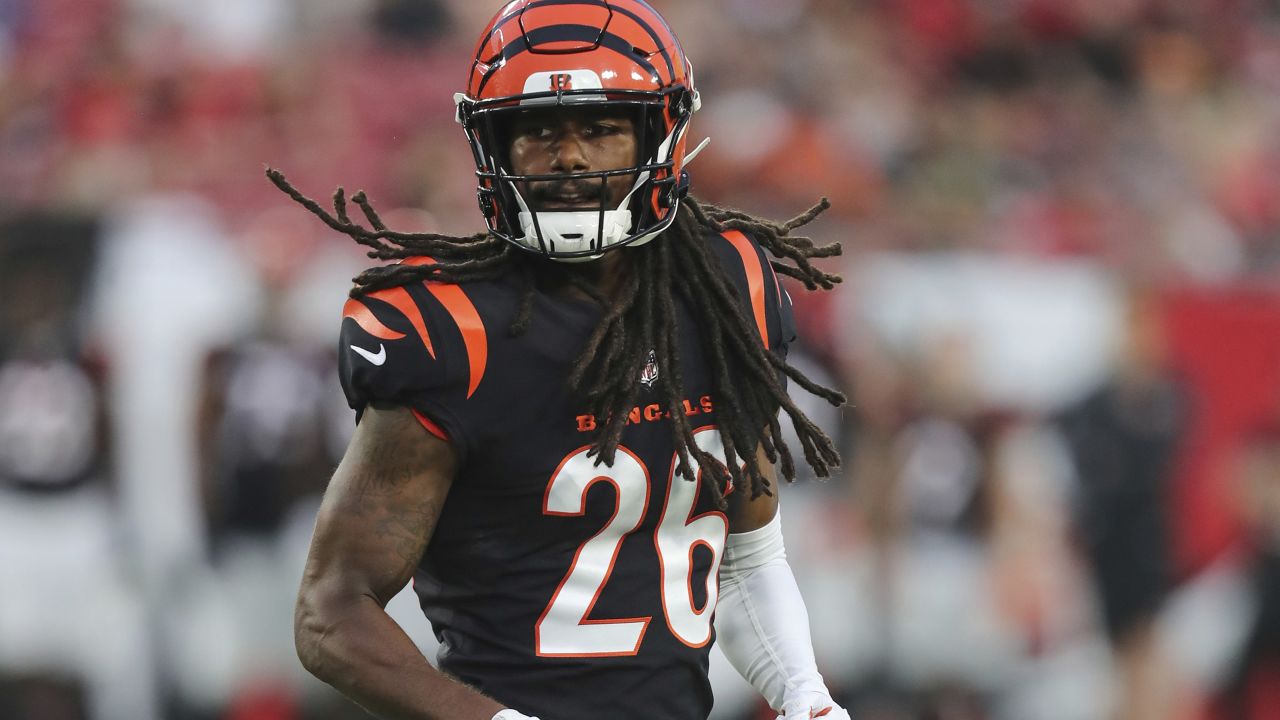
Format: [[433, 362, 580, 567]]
[[714, 510, 833, 713]]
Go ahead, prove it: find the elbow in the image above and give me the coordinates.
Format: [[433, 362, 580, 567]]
[[294, 590, 340, 682]]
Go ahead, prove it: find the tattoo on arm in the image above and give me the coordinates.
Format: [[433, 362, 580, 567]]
[[377, 496, 441, 567], [320, 405, 457, 603]]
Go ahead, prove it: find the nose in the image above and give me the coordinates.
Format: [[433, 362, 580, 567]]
[[549, 127, 590, 174]]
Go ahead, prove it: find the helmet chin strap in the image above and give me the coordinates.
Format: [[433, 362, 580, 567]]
[[508, 125, 713, 262]]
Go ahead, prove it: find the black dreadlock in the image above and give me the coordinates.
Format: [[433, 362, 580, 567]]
[[267, 168, 845, 507]]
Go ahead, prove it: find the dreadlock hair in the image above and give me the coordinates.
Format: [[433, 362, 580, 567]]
[[267, 168, 845, 508]]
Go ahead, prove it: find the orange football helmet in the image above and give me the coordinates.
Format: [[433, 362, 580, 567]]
[[454, 0, 702, 260]]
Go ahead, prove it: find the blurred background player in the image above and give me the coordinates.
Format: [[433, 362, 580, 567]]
[[1217, 419, 1280, 719], [0, 215, 158, 720], [1058, 287, 1188, 720]]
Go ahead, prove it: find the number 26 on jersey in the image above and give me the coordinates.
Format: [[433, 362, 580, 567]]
[[537, 428, 729, 657]]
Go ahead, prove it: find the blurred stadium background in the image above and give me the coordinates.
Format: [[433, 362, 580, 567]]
[[3, 0, 1280, 718]]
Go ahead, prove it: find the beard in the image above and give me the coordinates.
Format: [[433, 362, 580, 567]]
[[522, 174, 634, 211]]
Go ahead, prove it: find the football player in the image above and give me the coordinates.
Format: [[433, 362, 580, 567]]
[[272, 1, 850, 719]]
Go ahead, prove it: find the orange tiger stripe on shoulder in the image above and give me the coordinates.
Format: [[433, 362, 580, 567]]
[[404, 257, 489, 399], [721, 230, 769, 347], [365, 286, 435, 359], [342, 298, 407, 341]]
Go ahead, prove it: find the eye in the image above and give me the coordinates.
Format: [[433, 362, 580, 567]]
[[588, 122, 621, 136], [514, 121, 554, 140], [526, 124, 554, 139]]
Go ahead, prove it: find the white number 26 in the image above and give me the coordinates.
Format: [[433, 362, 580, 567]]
[[536, 428, 729, 656]]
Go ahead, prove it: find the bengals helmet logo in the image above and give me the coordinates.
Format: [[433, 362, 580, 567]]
[[639, 350, 658, 387], [550, 73, 574, 91]]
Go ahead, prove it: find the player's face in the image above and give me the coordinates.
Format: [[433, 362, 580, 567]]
[[507, 107, 639, 212]]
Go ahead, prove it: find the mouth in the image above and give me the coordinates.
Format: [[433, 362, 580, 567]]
[[534, 192, 606, 211], [539, 198, 599, 210], [523, 179, 608, 211]]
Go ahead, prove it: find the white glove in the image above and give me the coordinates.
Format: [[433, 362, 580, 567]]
[[492, 710, 541, 720], [775, 690, 851, 719]]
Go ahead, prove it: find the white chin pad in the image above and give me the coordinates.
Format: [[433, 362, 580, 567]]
[[518, 209, 633, 257], [507, 168, 645, 259]]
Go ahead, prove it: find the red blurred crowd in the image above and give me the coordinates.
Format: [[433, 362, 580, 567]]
[[2, 0, 1279, 268]]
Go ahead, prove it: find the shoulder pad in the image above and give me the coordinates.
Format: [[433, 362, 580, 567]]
[[710, 229, 796, 353]]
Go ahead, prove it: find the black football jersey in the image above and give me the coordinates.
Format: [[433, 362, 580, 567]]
[[337, 230, 795, 720]]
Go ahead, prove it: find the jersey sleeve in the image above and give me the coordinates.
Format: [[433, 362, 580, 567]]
[[711, 229, 798, 359], [337, 281, 482, 460]]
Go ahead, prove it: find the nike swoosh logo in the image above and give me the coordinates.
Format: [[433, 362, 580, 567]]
[[350, 343, 386, 366]]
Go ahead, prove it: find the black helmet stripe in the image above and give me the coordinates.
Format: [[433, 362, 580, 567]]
[[474, 0, 610, 65], [473, 1, 675, 83], [605, 4, 674, 79], [476, 25, 661, 96]]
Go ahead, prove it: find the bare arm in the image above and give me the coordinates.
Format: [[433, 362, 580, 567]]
[[295, 404, 506, 720], [725, 445, 781, 533]]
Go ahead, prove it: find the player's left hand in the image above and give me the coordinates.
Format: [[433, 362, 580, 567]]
[[775, 691, 851, 720]]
